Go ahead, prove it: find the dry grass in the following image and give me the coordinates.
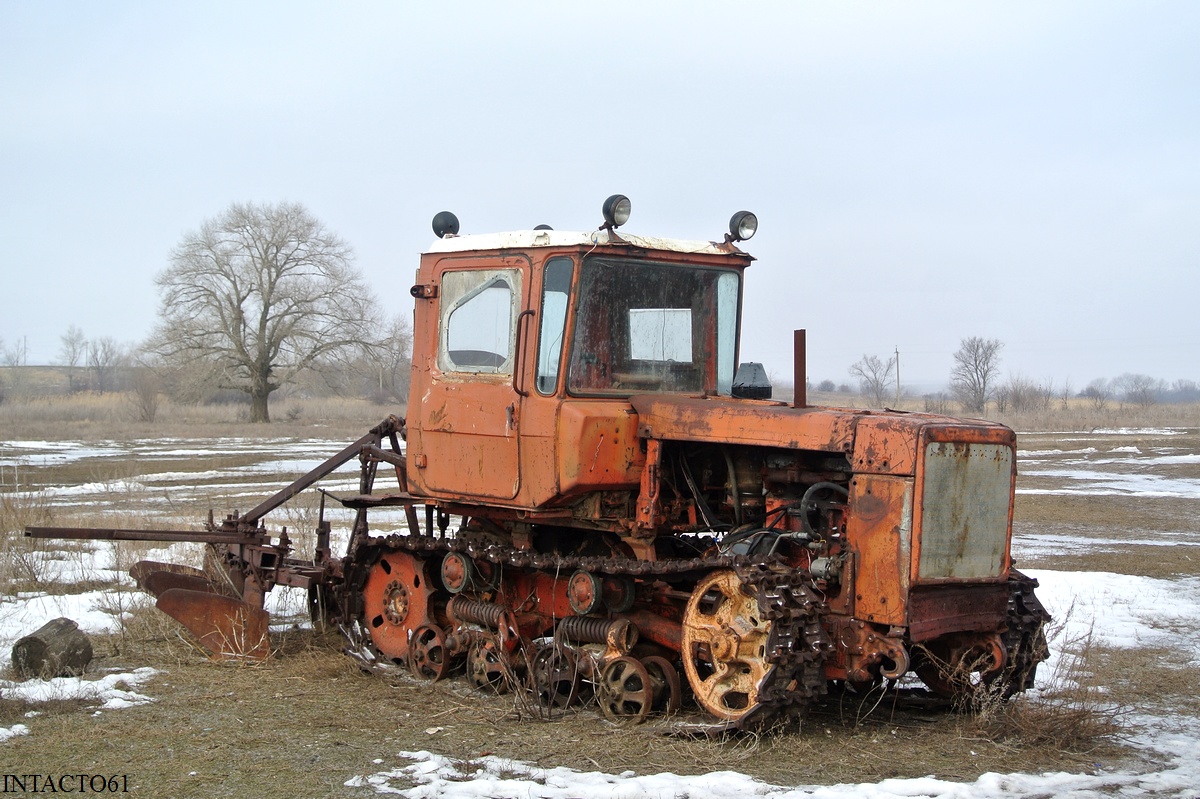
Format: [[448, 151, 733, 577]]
[[992, 401, 1200, 432], [6, 383, 1196, 440], [1, 488, 56, 592], [2, 401, 1195, 791], [2, 584, 1139, 792], [802, 386, 1199, 433], [0, 603, 1142, 794], [955, 614, 1127, 755], [0, 391, 401, 441]]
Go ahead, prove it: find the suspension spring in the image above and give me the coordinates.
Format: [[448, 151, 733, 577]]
[[556, 616, 637, 652], [448, 596, 506, 628]]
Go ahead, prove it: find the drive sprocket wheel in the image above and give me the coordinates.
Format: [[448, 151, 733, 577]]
[[361, 551, 435, 664], [681, 569, 772, 722]]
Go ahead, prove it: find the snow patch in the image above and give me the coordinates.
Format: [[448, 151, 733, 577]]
[[0, 668, 158, 710], [347, 744, 1200, 799], [0, 725, 31, 743]]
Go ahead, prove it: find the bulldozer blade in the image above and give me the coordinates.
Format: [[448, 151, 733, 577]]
[[130, 560, 208, 589], [141, 570, 221, 599], [155, 588, 270, 662]]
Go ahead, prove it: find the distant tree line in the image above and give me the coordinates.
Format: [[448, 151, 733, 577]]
[[832, 336, 1198, 415]]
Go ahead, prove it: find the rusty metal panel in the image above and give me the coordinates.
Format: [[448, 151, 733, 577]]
[[845, 474, 912, 626], [142, 571, 219, 598], [850, 416, 921, 476], [411, 380, 521, 500], [630, 395, 856, 454], [155, 589, 270, 662], [405, 254, 530, 502], [916, 441, 1013, 582], [907, 583, 1010, 642], [556, 400, 643, 496]]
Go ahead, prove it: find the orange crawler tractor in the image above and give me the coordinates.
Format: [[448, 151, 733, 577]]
[[30, 196, 1049, 728]]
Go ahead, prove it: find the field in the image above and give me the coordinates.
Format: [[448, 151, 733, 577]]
[[2, 395, 1199, 797]]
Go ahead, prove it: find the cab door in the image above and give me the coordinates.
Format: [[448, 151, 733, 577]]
[[409, 256, 530, 500]]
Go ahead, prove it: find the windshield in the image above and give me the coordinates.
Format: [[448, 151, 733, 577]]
[[567, 258, 740, 396]]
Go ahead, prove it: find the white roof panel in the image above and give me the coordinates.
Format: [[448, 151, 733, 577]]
[[424, 228, 741, 257]]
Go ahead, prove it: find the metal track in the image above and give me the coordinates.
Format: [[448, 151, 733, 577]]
[[1000, 570, 1052, 696], [342, 530, 831, 729], [737, 564, 831, 727]]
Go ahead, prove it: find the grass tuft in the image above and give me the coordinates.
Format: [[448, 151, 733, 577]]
[[959, 613, 1127, 754], [1, 487, 55, 592]]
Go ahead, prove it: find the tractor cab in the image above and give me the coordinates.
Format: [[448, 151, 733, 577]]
[[403, 197, 757, 510]]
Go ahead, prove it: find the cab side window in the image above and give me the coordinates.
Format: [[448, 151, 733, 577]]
[[438, 269, 522, 374], [535, 258, 573, 394]]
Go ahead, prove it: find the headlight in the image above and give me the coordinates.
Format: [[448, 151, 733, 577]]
[[601, 194, 631, 229], [728, 210, 757, 242], [432, 211, 460, 238]]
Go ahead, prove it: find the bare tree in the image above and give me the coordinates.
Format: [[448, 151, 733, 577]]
[[1082, 377, 1112, 411], [849, 354, 896, 407], [1114, 373, 1161, 407], [1169, 379, 1200, 403], [87, 337, 126, 392], [950, 336, 1003, 414], [2, 337, 25, 367], [374, 313, 413, 403], [924, 392, 951, 414], [2, 336, 27, 394], [993, 383, 1009, 413], [60, 325, 87, 392], [130, 366, 161, 422], [1000, 374, 1053, 413], [149, 202, 381, 422], [308, 313, 412, 403]]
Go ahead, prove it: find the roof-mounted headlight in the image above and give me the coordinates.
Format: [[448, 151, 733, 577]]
[[727, 211, 757, 243], [432, 211, 460, 238], [600, 194, 631, 230]]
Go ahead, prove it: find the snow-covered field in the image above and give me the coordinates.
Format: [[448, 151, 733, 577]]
[[3, 428, 1200, 797]]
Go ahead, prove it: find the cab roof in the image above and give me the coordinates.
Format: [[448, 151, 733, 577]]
[[424, 228, 747, 258]]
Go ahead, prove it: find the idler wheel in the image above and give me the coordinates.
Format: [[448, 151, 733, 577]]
[[568, 570, 605, 615], [642, 655, 682, 715], [440, 551, 499, 594], [408, 624, 452, 682], [681, 570, 771, 722], [597, 656, 652, 723], [533, 644, 581, 711], [440, 552, 474, 595], [466, 633, 511, 694], [602, 575, 636, 613]]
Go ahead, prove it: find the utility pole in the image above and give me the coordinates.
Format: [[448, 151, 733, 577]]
[[894, 345, 901, 408]]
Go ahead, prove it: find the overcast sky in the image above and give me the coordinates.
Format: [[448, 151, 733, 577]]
[[3, 1, 1197, 391]]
